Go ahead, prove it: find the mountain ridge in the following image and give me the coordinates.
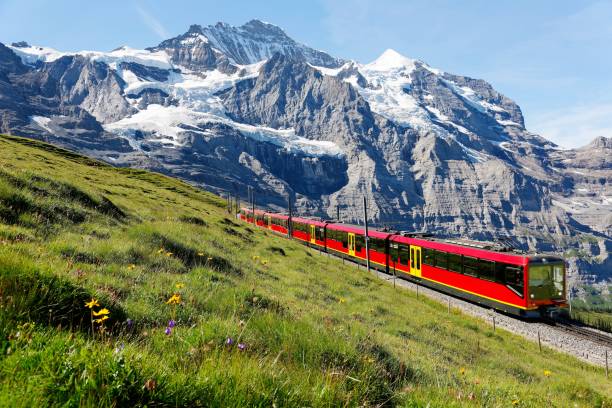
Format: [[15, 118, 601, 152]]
[[0, 19, 610, 299]]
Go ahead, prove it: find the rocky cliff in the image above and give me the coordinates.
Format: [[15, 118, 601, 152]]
[[0, 20, 609, 298]]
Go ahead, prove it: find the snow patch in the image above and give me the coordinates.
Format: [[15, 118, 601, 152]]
[[30, 116, 53, 133]]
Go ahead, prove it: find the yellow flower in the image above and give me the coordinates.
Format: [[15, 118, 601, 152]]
[[127, 264, 136, 270], [157, 248, 165, 254], [94, 315, 109, 324], [252, 255, 259, 261], [338, 298, 346, 304], [207, 257, 213, 261], [197, 252, 204, 256], [175, 282, 185, 289], [166, 293, 181, 305], [512, 399, 520, 406], [84, 298, 100, 309], [459, 367, 466, 375], [93, 308, 110, 317], [166, 252, 173, 257], [543, 370, 551, 377]]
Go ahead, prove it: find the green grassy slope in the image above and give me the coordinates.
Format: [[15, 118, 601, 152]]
[[0, 134, 610, 407]]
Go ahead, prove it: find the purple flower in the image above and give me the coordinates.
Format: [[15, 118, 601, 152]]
[[164, 327, 172, 336], [126, 319, 134, 329], [225, 337, 234, 346], [168, 319, 176, 328], [238, 343, 246, 351]]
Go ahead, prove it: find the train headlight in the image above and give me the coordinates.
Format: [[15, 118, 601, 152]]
[[530, 294, 534, 299], [558, 291, 562, 296]]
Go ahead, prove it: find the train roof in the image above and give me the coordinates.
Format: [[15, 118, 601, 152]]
[[265, 212, 289, 220], [326, 222, 392, 239], [291, 216, 327, 227]]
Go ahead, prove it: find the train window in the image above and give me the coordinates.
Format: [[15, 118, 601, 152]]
[[463, 256, 478, 277], [448, 253, 462, 273], [479, 259, 495, 281], [316, 227, 325, 241], [434, 250, 448, 270], [369, 238, 385, 253], [398, 244, 410, 265], [422, 248, 435, 266], [416, 250, 421, 269], [355, 235, 364, 252], [496, 264, 524, 296]]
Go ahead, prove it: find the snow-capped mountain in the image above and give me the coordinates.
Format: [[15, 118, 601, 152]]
[[0, 20, 610, 296]]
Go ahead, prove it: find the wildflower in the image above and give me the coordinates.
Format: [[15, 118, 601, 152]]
[[168, 320, 176, 328], [338, 297, 346, 304], [114, 343, 125, 354], [165, 252, 173, 257], [226, 337, 234, 346], [166, 294, 181, 305], [459, 367, 466, 375], [94, 315, 109, 324], [175, 282, 185, 289], [93, 308, 110, 317], [543, 370, 551, 377], [197, 252, 204, 256], [207, 257, 213, 261], [157, 248, 165, 254], [252, 255, 259, 261], [126, 319, 134, 329], [127, 264, 136, 270], [238, 320, 245, 327], [238, 343, 246, 351], [512, 400, 520, 406], [84, 298, 100, 309], [164, 327, 172, 336], [144, 378, 157, 391]]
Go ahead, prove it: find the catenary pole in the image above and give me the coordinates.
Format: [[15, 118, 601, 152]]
[[363, 196, 370, 273], [288, 194, 293, 238]]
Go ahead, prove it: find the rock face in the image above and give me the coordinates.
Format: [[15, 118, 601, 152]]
[[0, 20, 610, 298]]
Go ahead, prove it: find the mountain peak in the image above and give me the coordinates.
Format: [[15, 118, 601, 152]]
[[584, 135, 612, 149], [368, 48, 415, 70], [187, 24, 203, 34], [241, 19, 285, 34]]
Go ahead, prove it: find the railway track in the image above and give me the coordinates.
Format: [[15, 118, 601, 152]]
[[545, 319, 612, 349]]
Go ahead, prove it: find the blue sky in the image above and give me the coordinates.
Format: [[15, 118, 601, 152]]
[[1, 0, 610, 148]]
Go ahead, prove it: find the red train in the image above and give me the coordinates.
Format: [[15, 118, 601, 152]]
[[239, 208, 568, 318]]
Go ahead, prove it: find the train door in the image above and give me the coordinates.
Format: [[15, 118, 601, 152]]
[[410, 246, 422, 277], [310, 225, 316, 244], [267, 215, 272, 229], [348, 233, 356, 256]]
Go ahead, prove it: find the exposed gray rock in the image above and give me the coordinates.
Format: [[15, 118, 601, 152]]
[[200, 20, 344, 68]]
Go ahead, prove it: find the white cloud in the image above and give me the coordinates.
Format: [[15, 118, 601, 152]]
[[528, 103, 612, 149], [134, 4, 170, 40]]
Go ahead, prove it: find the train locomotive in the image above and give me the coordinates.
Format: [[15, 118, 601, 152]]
[[239, 208, 568, 318]]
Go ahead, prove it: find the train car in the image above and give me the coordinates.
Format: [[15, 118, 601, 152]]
[[325, 223, 391, 272], [291, 217, 327, 248], [388, 235, 566, 317], [264, 212, 290, 235], [240, 208, 267, 228], [239, 207, 250, 222], [237, 209, 567, 318]]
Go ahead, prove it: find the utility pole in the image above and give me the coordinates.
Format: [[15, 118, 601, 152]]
[[288, 194, 293, 238], [337, 204, 340, 222], [251, 187, 256, 226], [363, 196, 371, 273]]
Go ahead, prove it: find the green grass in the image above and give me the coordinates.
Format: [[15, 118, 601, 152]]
[[0, 134, 610, 407]]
